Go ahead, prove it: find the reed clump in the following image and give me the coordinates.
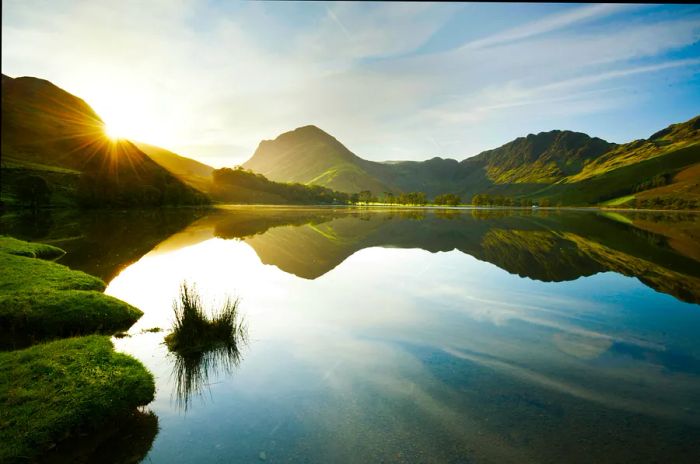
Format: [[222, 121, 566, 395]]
[[165, 282, 246, 355]]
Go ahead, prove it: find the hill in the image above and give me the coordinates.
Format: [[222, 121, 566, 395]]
[[210, 167, 349, 205], [134, 142, 214, 193], [242, 125, 393, 194], [1, 74, 207, 208], [240, 117, 700, 207], [533, 117, 700, 206]]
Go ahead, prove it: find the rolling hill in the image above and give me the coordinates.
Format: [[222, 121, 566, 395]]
[[243, 125, 394, 194], [240, 117, 700, 207], [134, 142, 215, 193], [1, 74, 207, 207]]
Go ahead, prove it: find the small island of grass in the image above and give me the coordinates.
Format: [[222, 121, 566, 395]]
[[165, 282, 246, 355], [165, 283, 247, 410]]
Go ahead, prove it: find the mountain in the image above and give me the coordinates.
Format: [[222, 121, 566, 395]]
[[535, 116, 700, 207], [134, 142, 215, 193], [1, 74, 207, 207], [466, 130, 615, 184], [242, 125, 393, 194], [240, 117, 700, 207]]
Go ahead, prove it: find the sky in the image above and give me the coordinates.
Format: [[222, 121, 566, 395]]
[[2, 1, 700, 167]]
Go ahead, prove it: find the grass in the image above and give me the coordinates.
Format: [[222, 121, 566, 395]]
[[0, 252, 104, 293], [0, 336, 155, 464], [165, 283, 247, 410], [0, 237, 143, 347], [0, 291, 143, 347], [165, 282, 246, 355], [0, 235, 65, 260]]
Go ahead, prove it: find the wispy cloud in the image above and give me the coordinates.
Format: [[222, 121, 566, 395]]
[[460, 4, 640, 50]]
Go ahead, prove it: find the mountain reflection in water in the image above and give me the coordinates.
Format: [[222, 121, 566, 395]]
[[204, 207, 700, 304]]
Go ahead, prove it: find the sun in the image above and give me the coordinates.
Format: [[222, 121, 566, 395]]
[[104, 123, 124, 141], [85, 84, 175, 147]]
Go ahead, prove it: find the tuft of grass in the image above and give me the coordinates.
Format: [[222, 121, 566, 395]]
[[164, 283, 246, 355], [0, 336, 155, 463], [0, 235, 65, 260], [164, 283, 247, 411]]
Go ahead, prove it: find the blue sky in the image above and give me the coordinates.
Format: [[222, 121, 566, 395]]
[[2, 1, 700, 166]]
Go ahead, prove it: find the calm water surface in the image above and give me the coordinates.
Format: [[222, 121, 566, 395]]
[[4, 207, 700, 463]]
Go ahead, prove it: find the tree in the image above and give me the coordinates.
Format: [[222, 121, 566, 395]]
[[358, 190, 374, 204], [16, 175, 51, 210], [434, 193, 461, 206]]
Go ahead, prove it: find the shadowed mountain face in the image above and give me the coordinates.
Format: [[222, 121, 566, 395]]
[[1, 74, 206, 207], [204, 208, 700, 304], [241, 118, 699, 206]]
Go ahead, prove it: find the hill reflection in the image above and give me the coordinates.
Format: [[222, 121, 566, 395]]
[[208, 208, 700, 304]]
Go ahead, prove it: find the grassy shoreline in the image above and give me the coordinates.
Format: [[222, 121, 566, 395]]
[[0, 236, 156, 463], [213, 203, 700, 214], [0, 236, 143, 347]]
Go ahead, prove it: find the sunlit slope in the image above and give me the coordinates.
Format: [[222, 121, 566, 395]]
[[532, 117, 700, 206], [1, 74, 206, 207], [570, 116, 700, 182], [467, 130, 615, 184], [240, 116, 699, 206], [135, 142, 215, 192], [242, 125, 394, 194]]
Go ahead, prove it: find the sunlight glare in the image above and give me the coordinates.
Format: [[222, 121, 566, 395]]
[[104, 122, 124, 140]]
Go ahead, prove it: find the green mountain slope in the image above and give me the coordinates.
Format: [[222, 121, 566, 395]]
[[468, 130, 615, 184], [210, 167, 349, 205], [134, 142, 214, 192], [240, 116, 699, 207], [242, 125, 393, 194], [534, 117, 700, 206], [1, 74, 207, 207], [239, 126, 620, 197]]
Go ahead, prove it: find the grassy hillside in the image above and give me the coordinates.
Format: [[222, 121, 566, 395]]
[[211, 167, 350, 204], [238, 116, 699, 208], [135, 142, 214, 192], [470, 130, 614, 184], [243, 125, 393, 194], [1, 74, 207, 208], [531, 118, 700, 206]]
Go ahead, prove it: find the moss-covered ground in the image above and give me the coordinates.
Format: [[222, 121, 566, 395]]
[[0, 236, 142, 345], [0, 336, 155, 463], [0, 236, 156, 462]]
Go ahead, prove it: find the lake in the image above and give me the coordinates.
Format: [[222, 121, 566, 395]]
[[3, 206, 700, 463]]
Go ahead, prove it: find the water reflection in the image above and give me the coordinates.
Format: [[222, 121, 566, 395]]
[[170, 337, 246, 412], [40, 409, 159, 464], [5, 206, 700, 462], [201, 207, 700, 303], [0, 208, 208, 281]]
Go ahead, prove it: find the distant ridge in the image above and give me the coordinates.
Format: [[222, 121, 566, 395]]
[[240, 116, 700, 206]]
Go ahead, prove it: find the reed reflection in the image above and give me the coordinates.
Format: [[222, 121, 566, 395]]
[[165, 282, 248, 411]]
